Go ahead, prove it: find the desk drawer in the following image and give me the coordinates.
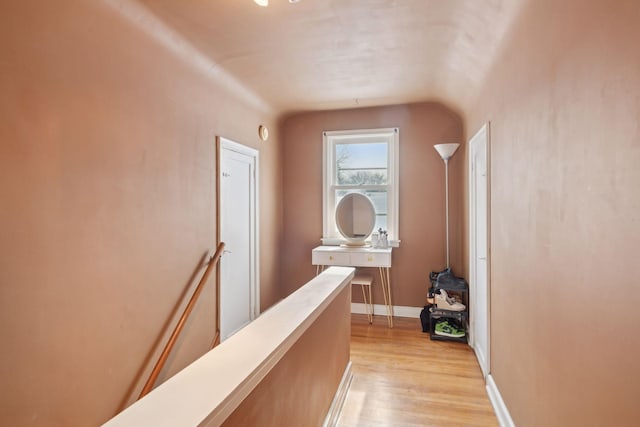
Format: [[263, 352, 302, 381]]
[[312, 251, 351, 266], [350, 252, 391, 267]]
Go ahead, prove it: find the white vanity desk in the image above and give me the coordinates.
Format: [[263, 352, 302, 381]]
[[312, 245, 394, 327]]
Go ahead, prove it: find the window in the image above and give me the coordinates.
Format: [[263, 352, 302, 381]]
[[323, 128, 399, 245]]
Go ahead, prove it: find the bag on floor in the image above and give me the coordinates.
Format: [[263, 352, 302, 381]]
[[419, 305, 432, 333]]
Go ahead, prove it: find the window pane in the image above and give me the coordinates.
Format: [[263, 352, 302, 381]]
[[336, 189, 387, 233], [323, 128, 398, 242], [336, 143, 387, 185]]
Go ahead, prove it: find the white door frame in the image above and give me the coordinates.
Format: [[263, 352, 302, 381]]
[[468, 123, 490, 378], [216, 136, 260, 340]]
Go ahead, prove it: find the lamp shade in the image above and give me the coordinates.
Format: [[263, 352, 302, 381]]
[[434, 143, 460, 160]]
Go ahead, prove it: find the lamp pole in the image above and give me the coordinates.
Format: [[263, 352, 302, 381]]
[[434, 143, 460, 270], [444, 157, 451, 269]]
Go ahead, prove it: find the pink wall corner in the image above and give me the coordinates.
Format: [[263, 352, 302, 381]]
[[466, 0, 640, 424], [0, 1, 282, 425], [280, 103, 465, 307]]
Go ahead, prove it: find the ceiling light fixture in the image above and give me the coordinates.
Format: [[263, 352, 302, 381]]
[[254, 0, 300, 6]]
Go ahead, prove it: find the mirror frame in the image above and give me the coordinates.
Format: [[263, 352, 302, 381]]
[[335, 193, 376, 246]]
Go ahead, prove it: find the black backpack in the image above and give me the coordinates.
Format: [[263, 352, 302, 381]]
[[419, 305, 432, 333]]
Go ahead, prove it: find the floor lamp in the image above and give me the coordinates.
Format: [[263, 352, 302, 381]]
[[434, 143, 460, 270]]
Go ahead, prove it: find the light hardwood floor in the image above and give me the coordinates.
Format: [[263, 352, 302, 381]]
[[337, 314, 498, 427]]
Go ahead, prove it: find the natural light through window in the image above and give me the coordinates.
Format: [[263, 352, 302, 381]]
[[323, 128, 399, 245]]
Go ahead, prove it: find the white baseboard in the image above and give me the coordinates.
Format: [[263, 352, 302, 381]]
[[323, 361, 353, 427], [351, 303, 423, 318], [486, 374, 515, 427]]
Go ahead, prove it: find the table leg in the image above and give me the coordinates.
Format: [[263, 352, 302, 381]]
[[385, 267, 393, 327], [367, 282, 373, 324], [361, 284, 372, 324], [379, 267, 393, 328]]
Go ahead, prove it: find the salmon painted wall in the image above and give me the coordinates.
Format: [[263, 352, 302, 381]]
[[217, 285, 351, 427], [280, 103, 464, 307], [467, 0, 640, 425], [0, 1, 282, 425]]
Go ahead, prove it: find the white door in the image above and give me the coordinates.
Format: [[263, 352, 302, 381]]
[[469, 123, 490, 378], [218, 137, 259, 341]]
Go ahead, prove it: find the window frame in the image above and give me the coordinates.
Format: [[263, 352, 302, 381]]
[[322, 127, 400, 246]]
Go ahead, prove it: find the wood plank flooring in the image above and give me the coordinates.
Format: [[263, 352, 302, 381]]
[[337, 314, 498, 427]]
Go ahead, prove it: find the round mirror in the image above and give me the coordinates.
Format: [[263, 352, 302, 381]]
[[335, 193, 376, 246]]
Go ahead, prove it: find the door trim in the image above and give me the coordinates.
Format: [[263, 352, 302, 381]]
[[216, 136, 260, 340], [468, 122, 491, 378]]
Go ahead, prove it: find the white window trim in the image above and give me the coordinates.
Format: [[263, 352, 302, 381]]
[[322, 127, 400, 247]]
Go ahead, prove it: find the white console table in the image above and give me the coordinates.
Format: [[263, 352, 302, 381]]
[[312, 245, 394, 328]]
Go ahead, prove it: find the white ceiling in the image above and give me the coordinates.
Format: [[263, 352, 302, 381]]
[[138, 0, 527, 114]]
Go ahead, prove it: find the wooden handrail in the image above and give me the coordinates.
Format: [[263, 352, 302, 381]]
[[138, 242, 226, 400]]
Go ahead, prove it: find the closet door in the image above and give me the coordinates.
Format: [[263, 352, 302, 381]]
[[469, 123, 490, 378], [218, 137, 259, 341]]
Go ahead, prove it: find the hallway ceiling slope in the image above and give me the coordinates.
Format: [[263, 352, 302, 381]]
[[138, 0, 527, 115]]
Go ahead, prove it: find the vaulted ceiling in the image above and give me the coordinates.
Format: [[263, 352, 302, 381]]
[[137, 0, 527, 115]]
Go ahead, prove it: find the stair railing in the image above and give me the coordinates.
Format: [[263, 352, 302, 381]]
[[138, 242, 225, 400]]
